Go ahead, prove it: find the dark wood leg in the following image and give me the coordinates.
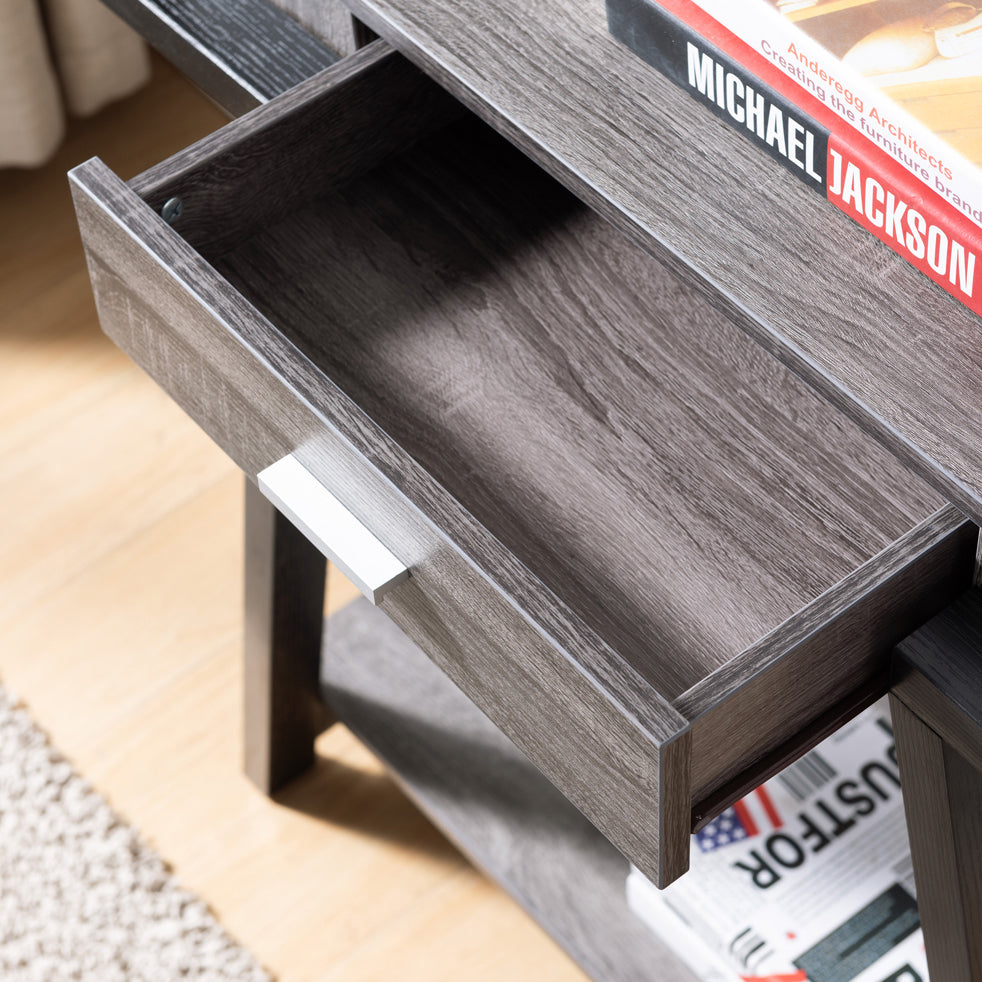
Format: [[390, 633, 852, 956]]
[[891, 696, 982, 980], [891, 588, 982, 982], [244, 476, 332, 793]]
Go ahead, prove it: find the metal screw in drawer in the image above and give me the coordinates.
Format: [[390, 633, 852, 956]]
[[161, 197, 183, 224]]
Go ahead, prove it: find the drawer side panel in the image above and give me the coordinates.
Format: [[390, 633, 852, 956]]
[[680, 507, 977, 819], [70, 158, 693, 886], [129, 42, 463, 258]]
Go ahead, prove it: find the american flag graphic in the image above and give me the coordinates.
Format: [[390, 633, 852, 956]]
[[696, 787, 783, 853]]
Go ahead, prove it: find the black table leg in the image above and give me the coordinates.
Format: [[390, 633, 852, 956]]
[[892, 588, 982, 981], [244, 477, 331, 793]]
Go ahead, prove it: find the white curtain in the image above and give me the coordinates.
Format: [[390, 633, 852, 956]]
[[0, 0, 150, 167]]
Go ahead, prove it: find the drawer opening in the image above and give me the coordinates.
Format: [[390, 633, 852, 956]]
[[130, 78, 948, 707], [70, 38, 976, 883]]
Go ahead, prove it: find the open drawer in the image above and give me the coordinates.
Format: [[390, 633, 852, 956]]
[[70, 39, 977, 887]]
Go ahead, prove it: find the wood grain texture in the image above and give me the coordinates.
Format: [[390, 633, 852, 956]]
[[891, 591, 982, 980], [893, 586, 982, 771], [99, 0, 339, 114], [945, 745, 982, 982], [243, 479, 331, 793], [70, 152, 694, 885], [71, 84, 972, 878], [891, 694, 982, 982], [682, 505, 976, 813], [323, 599, 700, 982], [2, 55, 592, 981], [270, 0, 371, 57], [212, 116, 944, 700], [129, 41, 462, 257], [343, 0, 982, 533]]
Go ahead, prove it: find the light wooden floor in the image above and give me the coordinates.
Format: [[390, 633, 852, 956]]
[[0, 55, 589, 981]]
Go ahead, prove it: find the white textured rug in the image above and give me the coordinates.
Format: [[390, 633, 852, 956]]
[[0, 685, 270, 981]]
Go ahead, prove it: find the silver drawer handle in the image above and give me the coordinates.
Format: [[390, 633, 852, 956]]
[[257, 454, 410, 604]]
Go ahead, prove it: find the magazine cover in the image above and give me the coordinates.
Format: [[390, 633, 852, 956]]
[[689, 0, 982, 230], [606, 0, 982, 315], [626, 699, 929, 982]]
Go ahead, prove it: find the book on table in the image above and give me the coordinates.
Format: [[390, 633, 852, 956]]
[[606, 0, 982, 316]]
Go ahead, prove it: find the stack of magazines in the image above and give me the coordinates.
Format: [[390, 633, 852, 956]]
[[627, 699, 927, 982]]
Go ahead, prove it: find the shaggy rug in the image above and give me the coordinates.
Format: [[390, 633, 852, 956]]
[[0, 685, 270, 981]]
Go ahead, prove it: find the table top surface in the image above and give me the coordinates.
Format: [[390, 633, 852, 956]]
[[346, 0, 982, 529]]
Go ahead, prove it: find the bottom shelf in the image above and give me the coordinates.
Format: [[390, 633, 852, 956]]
[[321, 598, 697, 982]]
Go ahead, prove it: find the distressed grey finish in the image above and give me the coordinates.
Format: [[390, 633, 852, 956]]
[[343, 0, 982, 533], [69, 64, 692, 881], [70, 43, 974, 884], [891, 697, 982, 982], [99, 0, 339, 114], [270, 0, 372, 57], [323, 599, 699, 982], [894, 588, 982, 771], [684, 506, 975, 816], [72, 150, 693, 881], [126, 41, 461, 257], [891, 590, 982, 981], [244, 481, 330, 792], [211, 121, 952, 698]]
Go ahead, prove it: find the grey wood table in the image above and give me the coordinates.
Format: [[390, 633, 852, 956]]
[[75, 0, 982, 978]]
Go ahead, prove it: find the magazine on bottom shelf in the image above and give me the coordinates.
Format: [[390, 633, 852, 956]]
[[606, 0, 982, 318], [626, 698, 929, 982]]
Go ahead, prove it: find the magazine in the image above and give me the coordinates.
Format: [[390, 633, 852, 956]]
[[606, 0, 982, 315], [689, 0, 982, 231], [626, 699, 929, 982]]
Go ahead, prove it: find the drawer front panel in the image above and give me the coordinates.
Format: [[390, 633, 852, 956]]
[[69, 47, 692, 886]]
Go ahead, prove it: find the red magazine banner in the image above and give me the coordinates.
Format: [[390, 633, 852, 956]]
[[623, 0, 982, 316], [742, 974, 808, 982]]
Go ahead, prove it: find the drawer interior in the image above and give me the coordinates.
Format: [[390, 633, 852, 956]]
[[141, 98, 943, 703], [71, 44, 976, 877]]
